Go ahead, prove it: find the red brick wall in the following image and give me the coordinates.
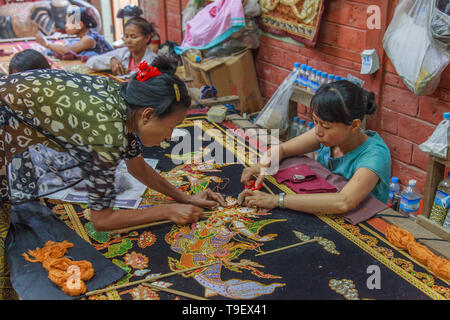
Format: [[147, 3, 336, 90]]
[[143, 0, 449, 195]]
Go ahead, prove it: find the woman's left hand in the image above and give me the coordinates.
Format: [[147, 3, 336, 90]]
[[240, 189, 278, 210], [188, 189, 227, 209]]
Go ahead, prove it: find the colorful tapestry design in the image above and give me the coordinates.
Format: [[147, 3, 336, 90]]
[[38, 115, 450, 300], [258, 0, 325, 47]]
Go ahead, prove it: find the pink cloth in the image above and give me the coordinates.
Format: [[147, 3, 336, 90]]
[[274, 164, 337, 194], [276, 156, 388, 225], [176, 0, 245, 53]]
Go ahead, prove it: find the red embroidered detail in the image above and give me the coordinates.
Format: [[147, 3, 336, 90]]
[[136, 61, 161, 82]]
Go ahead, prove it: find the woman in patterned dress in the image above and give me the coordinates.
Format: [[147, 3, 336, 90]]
[[0, 55, 225, 299]]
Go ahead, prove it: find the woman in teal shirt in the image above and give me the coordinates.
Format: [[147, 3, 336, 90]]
[[240, 80, 391, 214]]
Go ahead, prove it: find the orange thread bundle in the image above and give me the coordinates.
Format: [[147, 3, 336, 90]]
[[23, 241, 95, 296], [385, 225, 450, 281]]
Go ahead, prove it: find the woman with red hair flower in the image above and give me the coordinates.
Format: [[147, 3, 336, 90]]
[[0, 55, 225, 299]]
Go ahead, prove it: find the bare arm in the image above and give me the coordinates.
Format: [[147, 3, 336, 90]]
[[242, 167, 380, 215], [36, 32, 95, 55], [125, 155, 191, 203], [242, 129, 321, 186]]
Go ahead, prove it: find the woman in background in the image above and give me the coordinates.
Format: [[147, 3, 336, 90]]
[[86, 17, 157, 75], [35, 5, 113, 57]]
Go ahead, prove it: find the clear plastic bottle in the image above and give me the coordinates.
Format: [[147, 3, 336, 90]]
[[429, 172, 450, 225], [327, 74, 335, 84], [399, 179, 421, 220], [297, 119, 306, 136], [444, 112, 450, 138], [299, 64, 307, 89], [442, 208, 450, 230], [387, 177, 401, 211], [305, 66, 312, 92], [320, 72, 328, 87], [288, 116, 299, 140], [185, 48, 202, 63], [292, 62, 301, 86], [316, 71, 322, 91], [309, 69, 317, 93]]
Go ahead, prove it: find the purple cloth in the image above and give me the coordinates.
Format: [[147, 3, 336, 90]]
[[276, 156, 388, 225], [274, 164, 337, 193]]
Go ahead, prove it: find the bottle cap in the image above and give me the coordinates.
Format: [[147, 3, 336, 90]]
[[307, 66, 312, 71], [317, 71, 322, 77], [335, 76, 341, 81], [391, 177, 399, 183], [443, 112, 450, 120], [293, 116, 299, 121], [322, 72, 328, 77], [301, 64, 307, 69], [328, 74, 335, 79], [294, 62, 300, 68], [408, 179, 416, 186], [195, 56, 201, 63], [299, 119, 306, 124], [308, 121, 314, 126]]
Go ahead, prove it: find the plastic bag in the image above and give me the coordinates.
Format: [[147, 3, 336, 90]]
[[254, 69, 299, 133], [244, 0, 261, 17], [430, 0, 450, 50], [203, 19, 260, 58], [419, 118, 449, 159], [383, 0, 450, 96]]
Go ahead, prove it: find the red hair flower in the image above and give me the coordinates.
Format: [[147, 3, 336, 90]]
[[136, 61, 161, 82]]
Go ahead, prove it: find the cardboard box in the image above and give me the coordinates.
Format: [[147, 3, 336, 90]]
[[183, 49, 263, 114]]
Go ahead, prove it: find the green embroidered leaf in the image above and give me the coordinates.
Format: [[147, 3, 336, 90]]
[[104, 239, 133, 258], [85, 222, 111, 243], [112, 258, 131, 273], [246, 219, 286, 234]]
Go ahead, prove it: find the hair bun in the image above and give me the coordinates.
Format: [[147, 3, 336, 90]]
[[151, 55, 177, 75], [364, 90, 377, 115]]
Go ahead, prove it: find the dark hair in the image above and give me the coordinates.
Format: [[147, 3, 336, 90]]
[[120, 55, 191, 120], [124, 17, 155, 45], [9, 49, 51, 74], [66, 6, 98, 29], [310, 80, 377, 125]]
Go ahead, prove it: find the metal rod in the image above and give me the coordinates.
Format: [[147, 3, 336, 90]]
[[85, 260, 219, 296]]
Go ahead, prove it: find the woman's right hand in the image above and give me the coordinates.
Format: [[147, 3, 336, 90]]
[[110, 57, 126, 75], [241, 146, 281, 187], [165, 203, 204, 225]]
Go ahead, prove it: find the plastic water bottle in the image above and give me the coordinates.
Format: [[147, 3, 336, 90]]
[[292, 62, 300, 79], [399, 179, 421, 219], [387, 177, 401, 211], [327, 74, 335, 84], [320, 72, 328, 87], [288, 116, 299, 139], [444, 112, 450, 138], [297, 119, 306, 136], [429, 172, 450, 225], [309, 69, 317, 93], [442, 207, 450, 230], [305, 66, 312, 92]]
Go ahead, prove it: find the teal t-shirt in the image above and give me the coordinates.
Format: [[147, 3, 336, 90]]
[[315, 130, 391, 203]]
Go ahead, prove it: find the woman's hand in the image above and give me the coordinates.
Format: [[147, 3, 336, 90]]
[[187, 189, 227, 209], [241, 146, 282, 188], [240, 189, 278, 210], [165, 203, 204, 225], [110, 57, 127, 75]]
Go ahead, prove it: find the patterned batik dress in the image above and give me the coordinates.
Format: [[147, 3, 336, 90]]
[[0, 69, 142, 299]]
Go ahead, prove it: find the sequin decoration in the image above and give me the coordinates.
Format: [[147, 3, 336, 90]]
[[329, 278, 360, 300]]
